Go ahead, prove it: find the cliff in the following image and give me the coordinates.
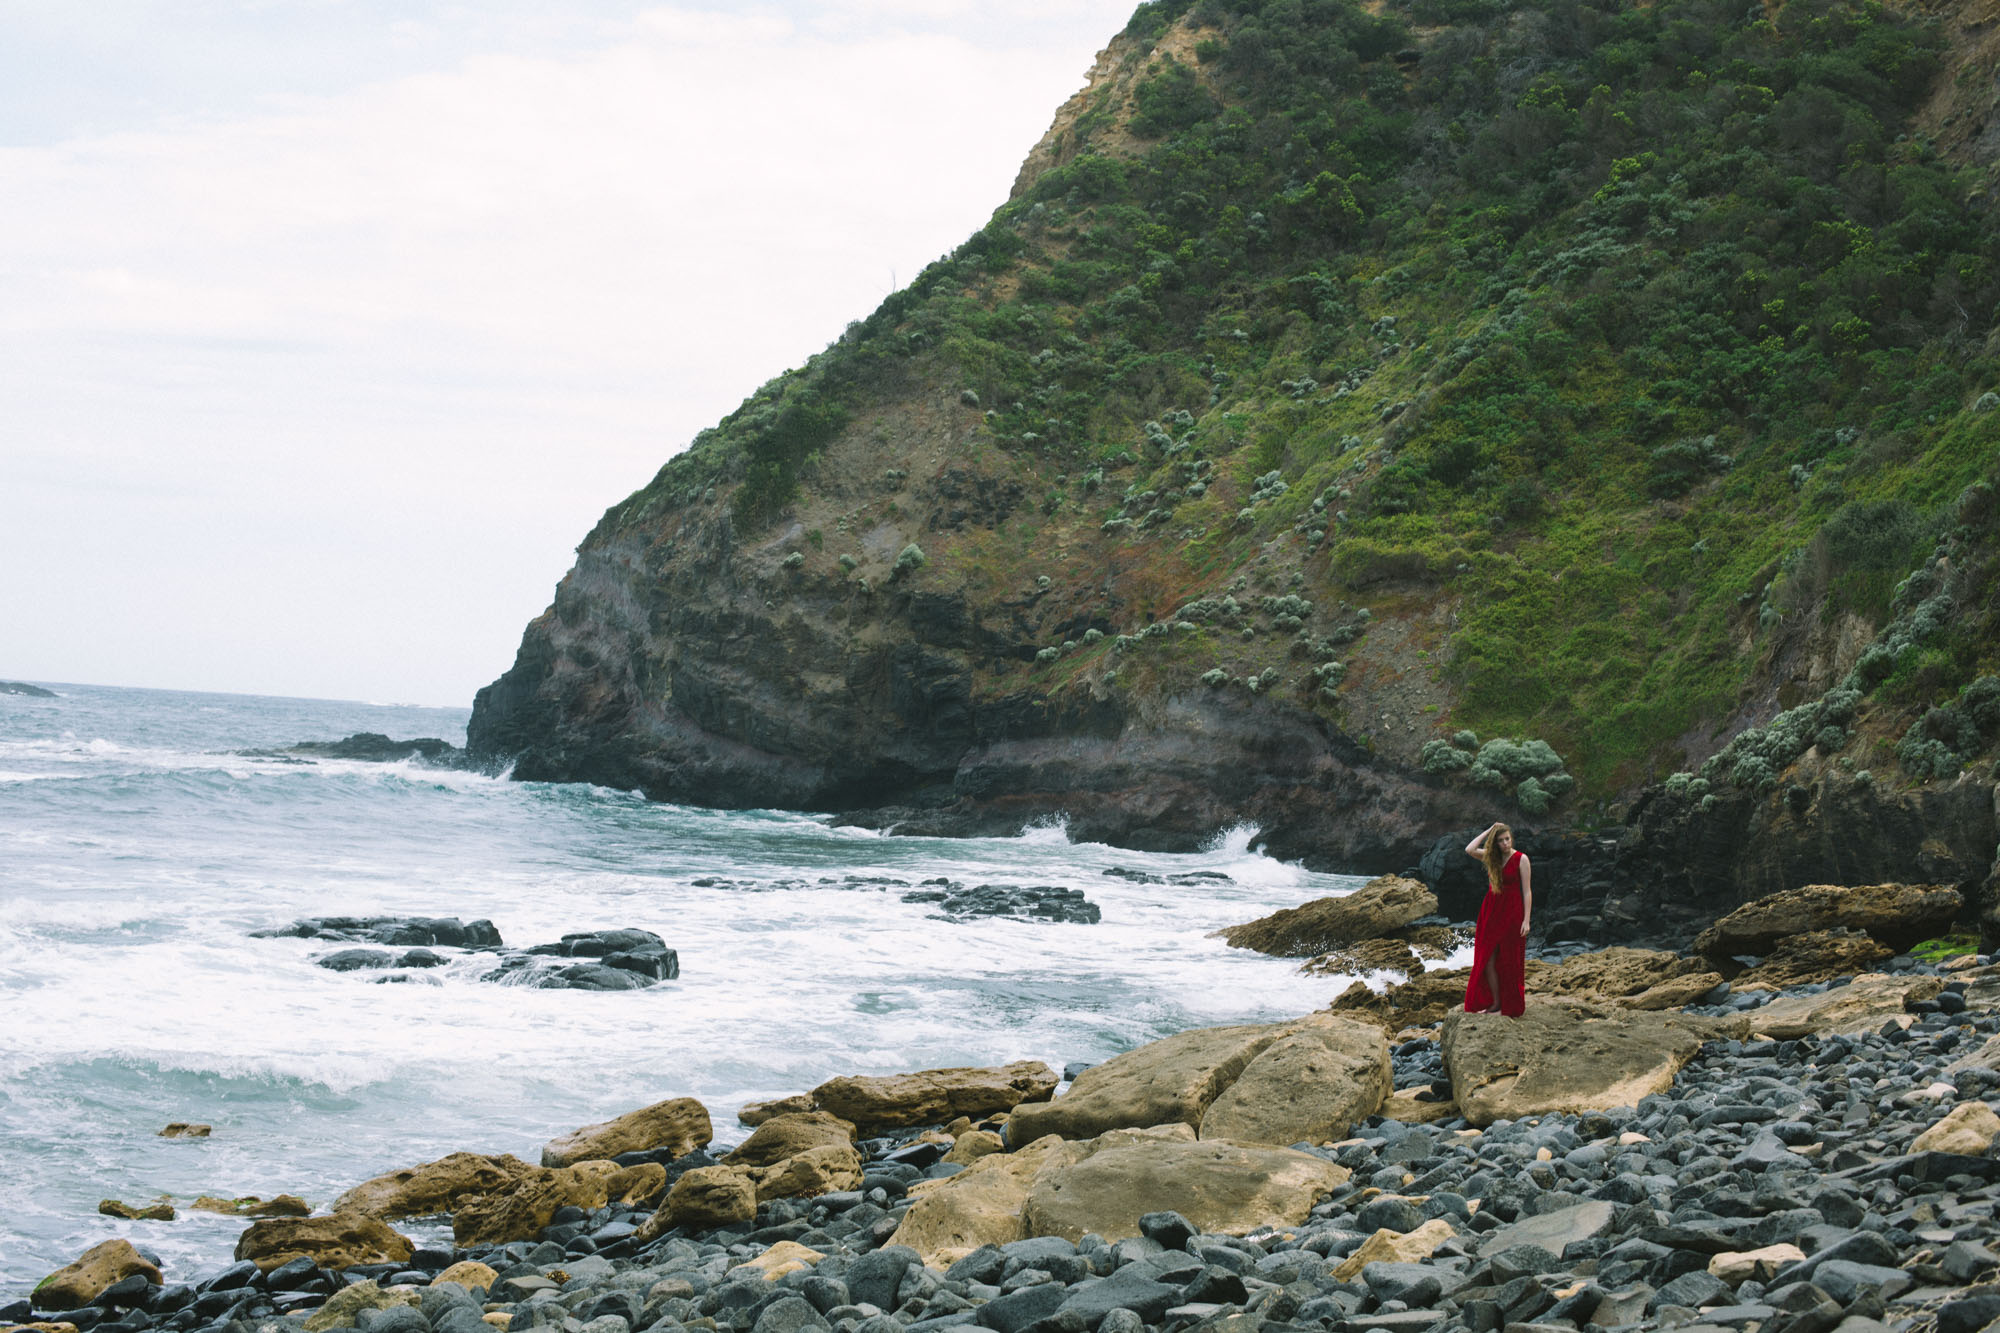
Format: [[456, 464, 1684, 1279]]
[[472, 0, 2000, 891]]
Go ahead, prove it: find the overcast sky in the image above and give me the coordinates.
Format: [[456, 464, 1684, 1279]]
[[0, 0, 1135, 707]]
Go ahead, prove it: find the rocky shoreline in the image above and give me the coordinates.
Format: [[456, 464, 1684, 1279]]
[[12, 885, 2000, 1333]]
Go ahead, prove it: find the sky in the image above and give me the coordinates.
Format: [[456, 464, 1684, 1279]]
[[0, 0, 1138, 707]]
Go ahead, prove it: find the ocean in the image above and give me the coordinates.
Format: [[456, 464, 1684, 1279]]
[[0, 681, 1388, 1297]]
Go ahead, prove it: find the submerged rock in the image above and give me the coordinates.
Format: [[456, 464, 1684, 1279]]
[[255, 916, 504, 949], [900, 882, 1101, 924], [280, 733, 467, 766], [0, 680, 57, 697]]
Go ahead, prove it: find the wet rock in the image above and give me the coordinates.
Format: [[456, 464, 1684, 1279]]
[[157, 1123, 211, 1139], [282, 734, 466, 766], [812, 1062, 1057, 1133], [32, 1241, 160, 1312], [234, 1212, 415, 1272], [256, 917, 503, 949], [739, 1095, 816, 1127], [97, 1199, 174, 1222], [900, 883, 1101, 925], [1298, 938, 1425, 978], [452, 1162, 663, 1245], [1219, 875, 1436, 957], [191, 1194, 310, 1217], [541, 1097, 713, 1167], [0, 681, 57, 697]]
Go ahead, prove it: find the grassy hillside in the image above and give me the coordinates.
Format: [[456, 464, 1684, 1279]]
[[593, 0, 2000, 813]]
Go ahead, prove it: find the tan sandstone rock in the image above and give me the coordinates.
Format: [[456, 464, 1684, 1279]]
[[193, 1194, 312, 1218], [730, 1241, 825, 1281], [1709, 1244, 1805, 1285], [452, 1161, 664, 1246], [158, 1123, 211, 1138], [1912, 1101, 2000, 1154], [745, 1143, 863, 1200], [300, 1281, 418, 1332], [1331, 1219, 1459, 1281], [889, 1133, 1091, 1265], [540, 1097, 712, 1168], [234, 1213, 415, 1273], [432, 1261, 498, 1293], [334, 1152, 537, 1220], [812, 1062, 1058, 1133], [662, 1165, 757, 1231], [1299, 938, 1424, 978], [1004, 1024, 1287, 1143], [723, 1111, 856, 1167], [33, 1241, 161, 1312], [1695, 883, 1963, 958], [1220, 875, 1437, 957], [737, 1095, 815, 1127], [1533, 948, 1705, 1003], [1441, 1000, 1744, 1126], [1379, 1087, 1459, 1124], [943, 1130, 1005, 1165], [1018, 1136, 1348, 1245], [1198, 1015, 1390, 1145], [1751, 973, 1946, 1039], [1735, 929, 1892, 988], [99, 1198, 175, 1221]]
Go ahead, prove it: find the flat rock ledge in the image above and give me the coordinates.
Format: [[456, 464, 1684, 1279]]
[[13, 954, 2000, 1333], [1218, 875, 1437, 957]]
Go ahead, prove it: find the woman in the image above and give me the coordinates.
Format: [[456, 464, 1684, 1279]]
[[1463, 821, 1530, 1016]]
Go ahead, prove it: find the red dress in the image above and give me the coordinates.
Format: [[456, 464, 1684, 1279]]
[[1464, 850, 1526, 1016]]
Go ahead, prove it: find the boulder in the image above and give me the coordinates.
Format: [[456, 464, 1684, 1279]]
[[1751, 973, 1946, 1039], [1912, 1101, 2000, 1155], [432, 1261, 498, 1293], [1004, 1024, 1285, 1143], [943, 1129, 1005, 1165], [1330, 1219, 1458, 1281], [745, 1143, 863, 1200], [731, 1241, 825, 1281], [191, 1194, 310, 1217], [158, 1122, 211, 1138], [888, 1133, 1086, 1267], [254, 916, 502, 949], [300, 1280, 417, 1332], [1476, 1200, 1615, 1258], [812, 1061, 1057, 1132], [663, 1165, 757, 1231], [1378, 1087, 1459, 1124], [234, 1213, 415, 1272], [1623, 972, 1727, 1010], [452, 1162, 664, 1245], [540, 1097, 712, 1167], [1018, 1135, 1348, 1245], [1440, 1001, 1744, 1126], [334, 1152, 536, 1219], [1694, 883, 1963, 958], [1219, 875, 1437, 957], [98, 1198, 175, 1221], [1197, 1015, 1390, 1145], [1331, 969, 1481, 1029], [1299, 938, 1424, 978], [723, 1112, 856, 1168], [1735, 929, 1892, 988], [738, 1095, 815, 1127], [33, 1241, 161, 1311]]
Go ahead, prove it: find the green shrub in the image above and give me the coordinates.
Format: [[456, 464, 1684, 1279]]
[[1202, 668, 1228, 686], [1422, 740, 1473, 774], [1451, 730, 1478, 751], [893, 543, 928, 577], [1897, 734, 1961, 781], [1516, 777, 1551, 815]]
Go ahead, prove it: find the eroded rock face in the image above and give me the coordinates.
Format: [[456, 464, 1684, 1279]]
[[810, 1061, 1057, 1133], [1750, 973, 1946, 1039], [743, 1144, 862, 1201], [1694, 883, 1964, 958], [451, 1162, 663, 1246], [234, 1213, 415, 1273], [1735, 928, 1893, 988], [1002, 1024, 1284, 1144], [541, 1097, 712, 1167], [34, 1241, 161, 1311], [1439, 1001, 1745, 1126], [1220, 876, 1437, 957], [334, 1151, 537, 1219]]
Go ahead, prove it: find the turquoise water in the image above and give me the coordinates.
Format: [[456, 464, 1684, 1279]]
[[0, 681, 1372, 1296]]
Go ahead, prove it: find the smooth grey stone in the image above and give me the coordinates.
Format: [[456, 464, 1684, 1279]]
[[1337, 1312, 1443, 1332], [1095, 1312, 1144, 1333], [973, 1282, 1066, 1333], [752, 1296, 829, 1333], [1808, 1261, 1909, 1305], [1126, 1251, 1203, 1285], [1650, 1271, 1730, 1312], [797, 1279, 848, 1316], [1055, 1270, 1180, 1325], [1180, 1267, 1249, 1306], [1938, 1293, 2000, 1333], [1000, 1238, 1077, 1274], [363, 1309, 432, 1333], [1106, 1237, 1161, 1271], [1479, 1200, 1616, 1258], [1359, 1263, 1441, 1306], [1355, 1199, 1425, 1234], [1773, 1231, 1900, 1285], [1487, 1245, 1562, 1283], [945, 1249, 1005, 1287], [576, 1318, 629, 1333], [843, 1248, 918, 1312], [560, 1257, 618, 1286], [431, 1308, 489, 1333], [1942, 1240, 1997, 1283]]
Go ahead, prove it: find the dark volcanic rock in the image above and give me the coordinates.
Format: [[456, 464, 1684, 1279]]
[[256, 916, 504, 948], [900, 882, 1101, 924], [283, 733, 468, 766], [265, 919, 678, 990], [0, 680, 57, 697]]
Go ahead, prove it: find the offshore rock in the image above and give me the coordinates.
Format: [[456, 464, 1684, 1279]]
[[255, 916, 504, 949], [281, 734, 467, 766], [1218, 875, 1435, 956]]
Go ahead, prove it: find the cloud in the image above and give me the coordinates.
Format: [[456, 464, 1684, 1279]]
[[0, 3, 1132, 703]]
